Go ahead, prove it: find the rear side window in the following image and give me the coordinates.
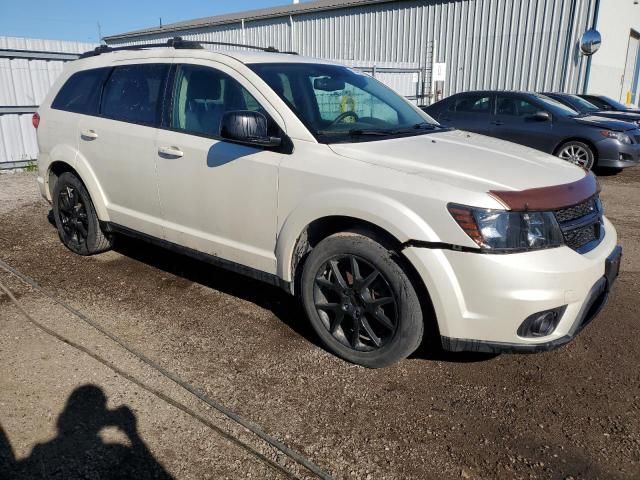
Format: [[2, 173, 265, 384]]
[[101, 64, 169, 125], [496, 96, 539, 116], [51, 68, 110, 114], [449, 94, 491, 113]]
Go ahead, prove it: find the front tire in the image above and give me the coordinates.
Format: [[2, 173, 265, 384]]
[[52, 172, 112, 255], [300, 232, 424, 368], [556, 141, 596, 170]]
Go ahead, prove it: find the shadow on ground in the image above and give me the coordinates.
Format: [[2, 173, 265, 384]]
[[0, 384, 172, 479]]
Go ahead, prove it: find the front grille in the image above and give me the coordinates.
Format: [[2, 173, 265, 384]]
[[555, 197, 598, 223], [554, 196, 603, 253], [564, 223, 599, 250]]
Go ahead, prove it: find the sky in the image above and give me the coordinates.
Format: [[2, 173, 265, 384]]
[[0, 0, 294, 44]]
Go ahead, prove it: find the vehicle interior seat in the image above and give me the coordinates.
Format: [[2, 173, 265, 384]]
[[184, 71, 223, 135], [497, 98, 516, 115]]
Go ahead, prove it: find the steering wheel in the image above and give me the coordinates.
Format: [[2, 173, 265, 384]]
[[328, 111, 359, 127]]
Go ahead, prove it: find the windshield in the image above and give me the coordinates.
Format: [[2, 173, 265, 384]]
[[534, 94, 580, 116], [600, 96, 631, 110], [566, 94, 600, 112], [249, 63, 438, 142]]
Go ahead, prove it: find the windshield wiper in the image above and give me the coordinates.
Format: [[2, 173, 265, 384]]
[[348, 123, 440, 137]]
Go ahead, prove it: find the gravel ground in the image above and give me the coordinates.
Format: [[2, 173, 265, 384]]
[[0, 169, 639, 479]]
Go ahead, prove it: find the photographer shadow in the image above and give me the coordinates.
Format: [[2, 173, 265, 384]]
[[0, 384, 172, 479]]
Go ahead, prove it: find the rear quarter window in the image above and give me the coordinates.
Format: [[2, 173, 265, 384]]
[[51, 68, 111, 114]]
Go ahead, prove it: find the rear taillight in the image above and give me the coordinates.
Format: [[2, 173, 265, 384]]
[[32, 112, 40, 129]]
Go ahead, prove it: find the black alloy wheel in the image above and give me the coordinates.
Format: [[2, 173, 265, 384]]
[[52, 172, 113, 255], [301, 232, 424, 368], [57, 185, 90, 249], [313, 254, 398, 351]]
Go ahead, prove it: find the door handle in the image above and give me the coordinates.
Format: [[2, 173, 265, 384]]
[[158, 146, 184, 158], [80, 129, 98, 140], [491, 121, 504, 126]]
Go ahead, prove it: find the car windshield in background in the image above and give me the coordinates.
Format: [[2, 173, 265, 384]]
[[249, 63, 439, 143], [534, 94, 580, 116], [601, 96, 633, 111], [566, 95, 601, 112]]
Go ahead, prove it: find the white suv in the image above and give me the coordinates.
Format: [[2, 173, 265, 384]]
[[35, 39, 621, 367]]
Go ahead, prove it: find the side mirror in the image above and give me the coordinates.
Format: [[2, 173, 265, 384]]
[[220, 111, 281, 147], [530, 111, 551, 121]]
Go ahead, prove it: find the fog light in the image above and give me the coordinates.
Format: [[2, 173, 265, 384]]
[[517, 306, 567, 338]]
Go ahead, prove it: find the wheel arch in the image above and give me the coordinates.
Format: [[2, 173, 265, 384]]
[[47, 157, 110, 221], [276, 190, 438, 286], [284, 214, 440, 347]]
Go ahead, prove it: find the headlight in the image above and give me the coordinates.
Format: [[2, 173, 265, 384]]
[[448, 205, 564, 252], [600, 130, 631, 144]]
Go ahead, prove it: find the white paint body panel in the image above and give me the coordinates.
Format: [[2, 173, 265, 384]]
[[36, 48, 618, 349]]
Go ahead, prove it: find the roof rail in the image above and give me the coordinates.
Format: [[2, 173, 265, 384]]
[[79, 37, 296, 58]]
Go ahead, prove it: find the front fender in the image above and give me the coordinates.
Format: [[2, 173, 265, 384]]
[[276, 188, 439, 282]]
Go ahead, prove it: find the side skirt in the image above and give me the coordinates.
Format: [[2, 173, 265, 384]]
[[103, 222, 291, 293]]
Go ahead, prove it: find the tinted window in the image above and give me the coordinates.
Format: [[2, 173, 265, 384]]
[[586, 95, 628, 111], [171, 64, 273, 137], [583, 96, 611, 110], [450, 94, 491, 113], [101, 64, 169, 125], [51, 68, 110, 114], [566, 95, 599, 112], [496, 96, 539, 116]]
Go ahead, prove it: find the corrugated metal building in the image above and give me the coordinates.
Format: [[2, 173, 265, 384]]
[[104, 0, 599, 103], [0, 36, 97, 168]]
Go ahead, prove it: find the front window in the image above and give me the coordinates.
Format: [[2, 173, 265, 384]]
[[170, 64, 277, 138], [249, 63, 438, 143]]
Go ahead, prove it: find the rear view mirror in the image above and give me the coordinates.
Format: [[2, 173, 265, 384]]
[[220, 110, 281, 148], [313, 77, 345, 91], [530, 111, 551, 121]]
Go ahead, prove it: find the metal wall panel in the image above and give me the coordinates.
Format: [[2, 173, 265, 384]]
[[0, 36, 97, 167], [106, 0, 596, 101]]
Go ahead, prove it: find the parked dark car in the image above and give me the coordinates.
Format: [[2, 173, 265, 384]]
[[423, 91, 640, 170], [578, 94, 640, 114], [543, 92, 640, 124]]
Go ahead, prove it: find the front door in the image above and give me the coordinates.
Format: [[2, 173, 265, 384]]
[[155, 63, 282, 274], [490, 95, 553, 152]]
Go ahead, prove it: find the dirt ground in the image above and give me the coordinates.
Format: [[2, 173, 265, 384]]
[[0, 168, 638, 480]]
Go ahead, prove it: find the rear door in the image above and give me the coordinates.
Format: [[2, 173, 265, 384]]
[[437, 93, 493, 134], [77, 61, 169, 238], [490, 94, 553, 151]]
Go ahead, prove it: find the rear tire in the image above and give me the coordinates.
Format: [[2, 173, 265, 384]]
[[52, 172, 112, 255], [556, 141, 596, 170], [300, 232, 424, 368]]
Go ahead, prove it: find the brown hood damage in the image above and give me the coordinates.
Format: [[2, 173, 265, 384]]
[[489, 173, 600, 211]]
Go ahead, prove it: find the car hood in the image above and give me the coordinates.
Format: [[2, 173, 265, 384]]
[[328, 129, 585, 192], [573, 114, 637, 131]]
